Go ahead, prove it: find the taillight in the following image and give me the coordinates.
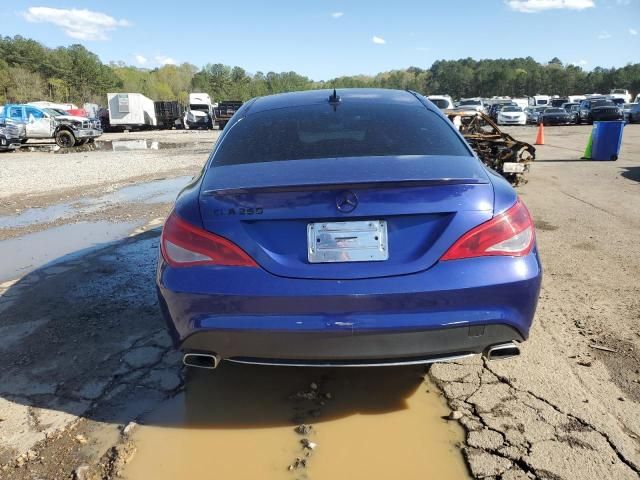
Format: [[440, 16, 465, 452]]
[[160, 211, 257, 268], [441, 199, 535, 261]]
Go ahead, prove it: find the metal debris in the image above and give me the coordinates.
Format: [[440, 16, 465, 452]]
[[444, 109, 536, 186], [589, 344, 617, 353]]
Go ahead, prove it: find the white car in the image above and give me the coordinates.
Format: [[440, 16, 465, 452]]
[[497, 106, 527, 125], [456, 98, 485, 112], [427, 95, 454, 110]]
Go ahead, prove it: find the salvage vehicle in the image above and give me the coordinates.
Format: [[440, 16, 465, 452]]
[[610, 89, 632, 104], [184, 93, 214, 129], [2, 104, 102, 147], [445, 109, 535, 185], [157, 89, 542, 369], [627, 103, 640, 123], [497, 105, 526, 125], [213, 100, 243, 130], [489, 103, 516, 122], [427, 95, 454, 110], [528, 95, 550, 107], [0, 120, 21, 152], [457, 98, 485, 112], [538, 107, 573, 125], [577, 98, 624, 124], [525, 106, 546, 125]]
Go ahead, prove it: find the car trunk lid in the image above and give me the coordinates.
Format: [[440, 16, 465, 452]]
[[199, 155, 494, 280]]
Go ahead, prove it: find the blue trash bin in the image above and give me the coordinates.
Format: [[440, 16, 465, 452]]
[[591, 121, 625, 161]]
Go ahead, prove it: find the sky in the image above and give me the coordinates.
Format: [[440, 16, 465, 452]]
[[1, 0, 639, 80]]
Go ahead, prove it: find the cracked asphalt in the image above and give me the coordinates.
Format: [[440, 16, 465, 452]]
[[0, 125, 639, 479]]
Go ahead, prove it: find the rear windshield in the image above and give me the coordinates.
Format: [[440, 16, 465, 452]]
[[545, 108, 564, 113], [592, 100, 615, 107], [212, 103, 470, 166], [429, 98, 450, 109], [459, 100, 481, 106], [502, 106, 521, 112]]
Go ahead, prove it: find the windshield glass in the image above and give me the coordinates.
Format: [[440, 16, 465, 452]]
[[592, 100, 615, 107], [545, 108, 565, 113], [459, 100, 481, 106], [190, 104, 210, 111], [44, 108, 63, 116], [213, 103, 470, 166], [502, 106, 522, 112], [429, 98, 450, 109]]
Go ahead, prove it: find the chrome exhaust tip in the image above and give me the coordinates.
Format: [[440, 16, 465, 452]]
[[183, 353, 220, 369], [484, 342, 521, 361]]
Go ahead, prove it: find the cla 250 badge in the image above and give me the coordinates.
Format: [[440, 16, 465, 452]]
[[213, 207, 263, 216]]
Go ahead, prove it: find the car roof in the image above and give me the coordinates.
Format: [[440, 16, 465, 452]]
[[246, 88, 425, 115]]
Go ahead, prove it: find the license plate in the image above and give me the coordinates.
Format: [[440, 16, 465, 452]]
[[307, 220, 388, 263], [503, 162, 527, 173]]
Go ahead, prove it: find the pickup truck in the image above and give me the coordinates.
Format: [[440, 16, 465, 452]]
[[0, 120, 22, 152], [1, 104, 102, 147]]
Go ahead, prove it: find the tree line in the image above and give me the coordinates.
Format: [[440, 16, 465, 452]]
[[1, 35, 639, 107]]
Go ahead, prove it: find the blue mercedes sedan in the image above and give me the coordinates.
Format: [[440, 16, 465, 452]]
[[157, 88, 542, 369]]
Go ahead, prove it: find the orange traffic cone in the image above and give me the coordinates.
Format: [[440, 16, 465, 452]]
[[535, 122, 545, 145]]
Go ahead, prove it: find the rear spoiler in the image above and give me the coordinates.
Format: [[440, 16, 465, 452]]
[[203, 178, 488, 196]]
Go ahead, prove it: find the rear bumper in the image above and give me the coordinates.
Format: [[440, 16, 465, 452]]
[[180, 324, 523, 364], [157, 250, 542, 362]]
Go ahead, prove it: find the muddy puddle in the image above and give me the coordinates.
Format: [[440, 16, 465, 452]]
[[0, 220, 138, 281], [0, 176, 191, 229], [123, 364, 469, 480]]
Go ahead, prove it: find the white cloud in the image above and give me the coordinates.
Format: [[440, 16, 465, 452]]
[[597, 30, 612, 39], [135, 55, 147, 65], [23, 7, 130, 41], [155, 55, 177, 65], [506, 0, 595, 13], [571, 59, 589, 66], [372, 36, 386, 44], [331, 12, 344, 18], [629, 28, 638, 35]]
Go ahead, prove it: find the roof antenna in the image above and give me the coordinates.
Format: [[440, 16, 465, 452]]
[[328, 88, 341, 111]]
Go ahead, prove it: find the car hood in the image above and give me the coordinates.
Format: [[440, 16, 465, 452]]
[[54, 115, 87, 122]]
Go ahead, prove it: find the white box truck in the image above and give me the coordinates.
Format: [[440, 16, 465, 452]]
[[107, 93, 157, 129]]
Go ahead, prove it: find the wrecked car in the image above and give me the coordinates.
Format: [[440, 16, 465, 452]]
[[2, 104, 102, 148], [444, 109, 535, 185], [0, 120, 22, 152]]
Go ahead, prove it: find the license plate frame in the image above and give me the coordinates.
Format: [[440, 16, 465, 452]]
[[307, 220, 388, 263]]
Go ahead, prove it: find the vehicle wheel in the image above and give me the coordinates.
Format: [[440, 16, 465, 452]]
[[20, 138, 28, 144], [55, 130, 76, 148]]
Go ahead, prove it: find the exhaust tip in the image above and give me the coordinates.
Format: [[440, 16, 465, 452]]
[[183, 353, 220, 369], [484, 342, 521, 361]]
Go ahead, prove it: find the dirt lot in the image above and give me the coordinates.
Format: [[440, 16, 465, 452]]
[[0, 125, 639, 479]]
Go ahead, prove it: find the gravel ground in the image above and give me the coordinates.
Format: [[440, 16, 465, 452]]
[[0, 124, 639, 479], [0, 130, 218, 209]]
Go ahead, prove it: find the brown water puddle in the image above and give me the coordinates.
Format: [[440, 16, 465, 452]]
[[123, 364, 469, 480]]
